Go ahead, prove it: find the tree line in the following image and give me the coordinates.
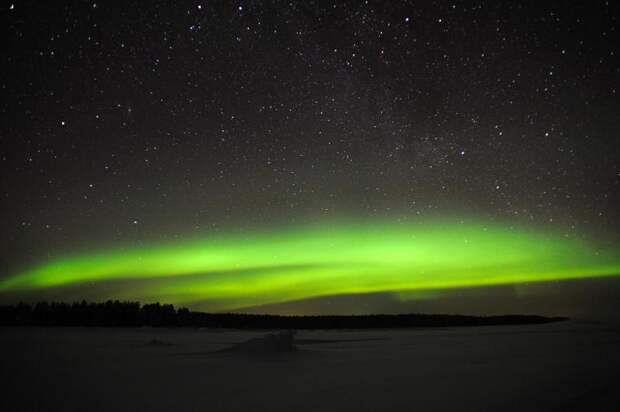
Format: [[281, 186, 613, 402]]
[[0, 300, 566, 328]]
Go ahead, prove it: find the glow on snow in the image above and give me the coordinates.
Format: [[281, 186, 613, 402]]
[[1, 218, 619, 311]]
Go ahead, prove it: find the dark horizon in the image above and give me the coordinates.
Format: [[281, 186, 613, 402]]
[[0, 299, 568, 329], [2, 275, 620, 321]]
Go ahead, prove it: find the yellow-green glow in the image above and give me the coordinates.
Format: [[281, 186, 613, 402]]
[[1, 218, 619, 311]]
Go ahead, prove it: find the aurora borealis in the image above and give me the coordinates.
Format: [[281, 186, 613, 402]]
[[2, 1, 620, 316], [2, 218, 618, 311]]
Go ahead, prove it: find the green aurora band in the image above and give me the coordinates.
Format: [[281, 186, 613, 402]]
[[1, 218, 619, 311]]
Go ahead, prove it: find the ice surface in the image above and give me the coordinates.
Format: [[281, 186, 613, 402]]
[[1, 321, 619, 411]]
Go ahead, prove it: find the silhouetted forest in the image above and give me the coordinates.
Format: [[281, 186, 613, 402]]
[[0, 301, 567, 329]]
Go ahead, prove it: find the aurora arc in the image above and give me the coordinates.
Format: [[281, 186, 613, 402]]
[[1, 219, 619, 311]]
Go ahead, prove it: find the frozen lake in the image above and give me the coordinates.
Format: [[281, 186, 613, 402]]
[[1, 321, 619, 411]]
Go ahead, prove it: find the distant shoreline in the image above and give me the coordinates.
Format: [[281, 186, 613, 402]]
[[0, 300, 567, 329]]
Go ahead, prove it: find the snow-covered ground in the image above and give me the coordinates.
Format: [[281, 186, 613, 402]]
[[1, 321, 619, 411]]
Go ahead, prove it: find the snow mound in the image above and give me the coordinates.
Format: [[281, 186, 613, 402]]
[[224, 330, 297, 354]]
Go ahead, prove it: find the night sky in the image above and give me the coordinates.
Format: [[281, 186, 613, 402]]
[[1, 1, 619, 317]]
